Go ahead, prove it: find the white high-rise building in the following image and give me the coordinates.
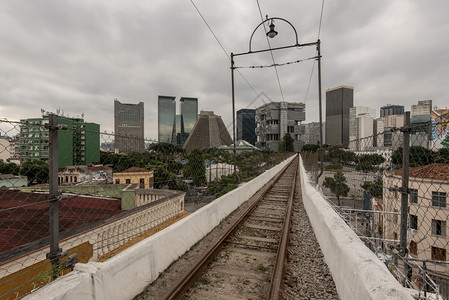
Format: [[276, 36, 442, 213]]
[[349, 106, 376, 150]]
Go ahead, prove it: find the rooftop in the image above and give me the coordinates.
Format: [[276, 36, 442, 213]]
[[117, 167, 150, 173], [0, 190, 123, 253], [395, 163, 449, 180]]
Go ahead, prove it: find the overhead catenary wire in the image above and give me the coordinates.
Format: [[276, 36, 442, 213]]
[[189, 0, 266, 101], [255, 0, 285, 101], [304, 0, 325, 103], [235, 56, 317, 69], [317, 0, 325, 40], [304, 60, 316, 103]]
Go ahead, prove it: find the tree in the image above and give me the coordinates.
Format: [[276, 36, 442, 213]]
[[302, 144, 320, 153], [435, 148, 449, 164], [279, 133, 294, 152], [392, 146, 434, 167], [146, 162, 178, 189], [20, 160, 49, 185], [355, 154, 386, 173], [0, 160, 19, 175], [323, 171, 350, 206], [148, 142, 185, 161], [183, 148, 206, 186], [361, 177, 383, 198]]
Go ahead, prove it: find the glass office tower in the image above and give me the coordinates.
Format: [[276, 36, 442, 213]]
[[158, 96, 177, 143], [237, 108, 256, 145], [179, 97, 198, 145]]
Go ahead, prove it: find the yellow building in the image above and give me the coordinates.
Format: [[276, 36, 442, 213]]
[[113, 167, 154, 189]]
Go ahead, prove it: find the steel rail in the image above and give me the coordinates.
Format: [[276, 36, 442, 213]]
[[164, 154, 298, 300], [269, 158, 298, 299]]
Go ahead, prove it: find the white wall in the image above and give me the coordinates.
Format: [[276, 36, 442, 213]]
[[26, 156, 296, 300], [299, 157, 412, 300]]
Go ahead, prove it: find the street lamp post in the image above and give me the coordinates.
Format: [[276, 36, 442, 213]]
[[230, 17, 324, 181]]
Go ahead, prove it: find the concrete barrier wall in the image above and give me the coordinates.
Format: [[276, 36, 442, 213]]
[[298, 157, 412, 300], [26, 156, 295, 300]]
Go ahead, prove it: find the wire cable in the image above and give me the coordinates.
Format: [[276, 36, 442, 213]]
[[255, 0, 285, 101], [235, 56, 317, 69], [304, 60, 316, 103], [190, 0, 266, 101], [305, 0, 324, 102], [317, 0, 325, 39]]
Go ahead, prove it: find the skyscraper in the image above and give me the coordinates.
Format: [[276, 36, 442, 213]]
[[114, 100, 144, 153], [380, 105, 404, 117], [237, 109, 256, 145], [179, 97, 198, 145], [158, 96, 198, 145], [325, 86, 354, 147], [158, 96, 176, 144]]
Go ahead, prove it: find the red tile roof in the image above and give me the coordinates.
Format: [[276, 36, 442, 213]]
[[0, 190, 123, 253], [118, 167, 150, 173], [395, 163, 449, 180]]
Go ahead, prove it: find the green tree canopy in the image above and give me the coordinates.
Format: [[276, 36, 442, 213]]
[[0, 160, 19, 175], [325, 147, 355, 164], [355, 154, 386, 172], [146, 162, 178, 189], [392, 146, 435, 167], [279, 133, 294, 152], [183, 148, 206, 186], [20, 160, 49, 185], [302, 144, 320, 153], [361, 177, 383, 198], [203, 147, 232, 164], [323, 171, 350, 206], [148, 142, 185, 160]]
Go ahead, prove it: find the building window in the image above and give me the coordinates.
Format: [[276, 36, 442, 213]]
[[410, 215, 418, 230], [410, 241, 417, 255], [115, 179, 120, 184], [431, 246, 446, 261], [432, 219, 446, 237], [432, 191, 447, 208], [139, 178, 145, 189], [126, 179, 131, 184], [410, 189, 418, 204]]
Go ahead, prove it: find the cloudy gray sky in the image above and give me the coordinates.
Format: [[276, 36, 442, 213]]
[[0, 0, 448, 140]]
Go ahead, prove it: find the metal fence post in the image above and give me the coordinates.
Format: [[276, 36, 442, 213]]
[[399, 111, 411, 281], [47, 113, 61, 279]]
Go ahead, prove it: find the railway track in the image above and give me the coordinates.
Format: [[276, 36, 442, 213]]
[[165, 156, 298, 300]]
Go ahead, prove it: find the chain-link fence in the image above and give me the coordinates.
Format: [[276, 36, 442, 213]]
[[0, 115, 290, 299], [307, 113, 449, 299]]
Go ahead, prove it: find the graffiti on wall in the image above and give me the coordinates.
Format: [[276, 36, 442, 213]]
[[431, 109, 449, 148]]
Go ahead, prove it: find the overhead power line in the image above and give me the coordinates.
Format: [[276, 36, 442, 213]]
[[235, 56, 317, 69], [255, 0, 285, 101], [189, 0, 265, 100], [317, 0, 325, 39], [305, 0, 325, 103]]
